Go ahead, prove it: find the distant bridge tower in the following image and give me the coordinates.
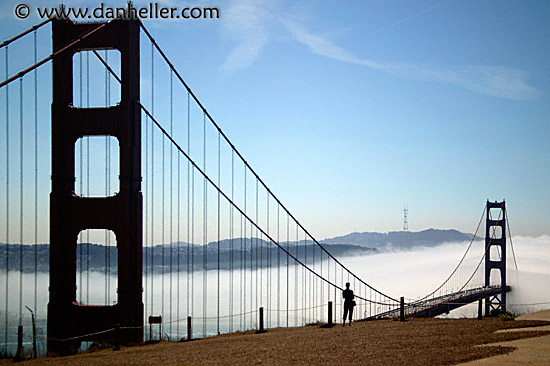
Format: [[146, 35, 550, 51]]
[[484, 200, 506, 315], [403, 206, 409, 231], [48, 18, 143, 354]]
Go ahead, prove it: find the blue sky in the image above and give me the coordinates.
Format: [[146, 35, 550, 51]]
[[0, 0, 549, 240]]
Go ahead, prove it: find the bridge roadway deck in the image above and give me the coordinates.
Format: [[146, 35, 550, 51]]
[[376, 285, 512, 319]]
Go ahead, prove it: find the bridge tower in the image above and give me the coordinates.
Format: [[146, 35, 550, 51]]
[[484, 200, 506, 315], [48, 18, 142, 354]]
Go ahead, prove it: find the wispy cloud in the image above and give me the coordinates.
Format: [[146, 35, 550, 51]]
[[220, 0, 269, 72], [283, 20, 539, 101], [368, 1, 450, 38]]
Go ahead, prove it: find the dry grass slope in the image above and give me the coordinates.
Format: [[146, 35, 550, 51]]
[[3, 317, 549, 366]]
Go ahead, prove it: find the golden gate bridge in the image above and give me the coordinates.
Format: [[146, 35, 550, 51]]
[[0, 14, 513, 358]]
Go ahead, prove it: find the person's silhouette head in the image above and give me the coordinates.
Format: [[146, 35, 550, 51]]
[[345, 282, 350, 289]]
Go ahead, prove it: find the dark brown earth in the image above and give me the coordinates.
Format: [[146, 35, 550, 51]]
[[2, 317, 549, 366]]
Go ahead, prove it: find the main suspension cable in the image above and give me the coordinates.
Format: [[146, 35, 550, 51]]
[[138, 21, 398, 303], [0, 17, 53, 49], [1, 19, 116, 89], [138, 102, 392, 306]]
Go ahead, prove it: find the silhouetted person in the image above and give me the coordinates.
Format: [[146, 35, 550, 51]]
[[342, 282, 355, 326]]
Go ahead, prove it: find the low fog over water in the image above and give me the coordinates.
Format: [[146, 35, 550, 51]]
[[339, 235, 550, 317], [1, 236, 549, 353]]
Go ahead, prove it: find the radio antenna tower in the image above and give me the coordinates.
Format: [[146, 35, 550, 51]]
[[403, 206, 409, 231]]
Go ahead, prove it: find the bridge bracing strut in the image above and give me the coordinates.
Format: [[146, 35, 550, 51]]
[[47, 18, 142, 355], [484, 200, 506, 315]]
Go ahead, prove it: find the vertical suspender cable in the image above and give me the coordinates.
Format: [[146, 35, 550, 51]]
[[277, 204, 280, 327], [191, 167, 195, 322], [305, 232, 308, 323], [161, 65, 166, 333], [286, 213, 289, 327], [312, 235, 315, 320], [4, 46, 10, 354], [240, 205, 244, 329], [144, 76, 149, 326], [19, 77, 24, 326], [229, 150, 234, 332], [327, 247, 330, 314], [107, 50, 112, 304], [161, 84, 166, 335], [104, 50, 108, 306], [243, 168, 247, 330], [239, 190, 243, 330], [33, 30, 38, 317], [86, 51, 90, 305], [191, 161, 195, 323], [78, 51, 83, 303], [321, 244, 324, 320], [250, 192, 254, 327], [295, 225, 298, 326], [169, 69, 173, 339], [217, 131, 221, 335], [340, 266, 343, 319], [150, 42, 155, 318], [319, 239, 321, 320], [186, 92, 190, 321], [31, 32, 39, 320], [255, 180, 259, 313], [239, 202, 243, 330], [266, 194, 269, 326], [177, 127, 181, 338], [302, 230, 308, 324], [177, 119, 181, 339], [203, 112, 207, 337], [353, 277, 361, 318], [334, 259, 337, 319]]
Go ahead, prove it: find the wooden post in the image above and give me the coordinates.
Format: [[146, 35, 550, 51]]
[[187, 316, 192, 341], [478, 300, 483, 320], [31, 313, 37, 358], [14, 325, 23, 361], [400, 297, 405, 322], [113, 324, 121, 351], [259, 307, 264, 332], [328, 301, 333, 326]]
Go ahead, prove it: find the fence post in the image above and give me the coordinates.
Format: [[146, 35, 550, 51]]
[[14, 325, 23, 361], [478, 299, 483, 320], [259, 307, 264, 333], [31, 312, 37, 358], [187, 316, 192, 341], [328, 301, 333, 326], [113, 324, 121, 351], [400, 297, 405, 322]]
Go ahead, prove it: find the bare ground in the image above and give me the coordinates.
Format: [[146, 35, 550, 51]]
[[3, 317, 550, 366]]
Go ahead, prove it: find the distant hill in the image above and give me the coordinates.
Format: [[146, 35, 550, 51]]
[[0, 242, 375, 273], [321, 229, 478, 250], [0, 229, 477, 273]]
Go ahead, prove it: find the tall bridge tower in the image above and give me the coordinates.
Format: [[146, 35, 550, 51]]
[[48, 18, 142, 354], [484, 200, 506, 315]]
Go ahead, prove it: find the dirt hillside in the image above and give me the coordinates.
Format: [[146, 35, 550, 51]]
[[3, 317, 549, 366]]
